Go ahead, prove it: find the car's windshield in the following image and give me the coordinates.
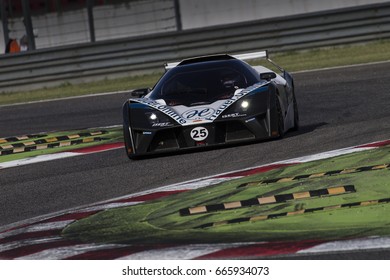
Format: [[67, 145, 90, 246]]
[[152, 67, 248, 106]]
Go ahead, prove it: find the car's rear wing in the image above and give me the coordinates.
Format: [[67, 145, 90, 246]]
[[164, 50, 284, 72]]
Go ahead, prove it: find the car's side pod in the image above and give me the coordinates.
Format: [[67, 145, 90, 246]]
[[265, 83, 282, 138], [283, 70, 294, 86]]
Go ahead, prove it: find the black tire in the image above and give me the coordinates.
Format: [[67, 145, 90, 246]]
[[292, 89, 300, 131], [276, 97, 285, 138], [123, 102, 139, 160], [123, 124, 135, 159]]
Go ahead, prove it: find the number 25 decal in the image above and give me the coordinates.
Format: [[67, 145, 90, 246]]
[[190, 127, 208, 141]]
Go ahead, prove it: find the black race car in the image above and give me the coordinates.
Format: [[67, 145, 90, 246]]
[[122, 51, 299, 159]]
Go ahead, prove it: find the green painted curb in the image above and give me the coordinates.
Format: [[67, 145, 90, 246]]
[[63, 145, 390, 245], [0, 127, 123, 163]]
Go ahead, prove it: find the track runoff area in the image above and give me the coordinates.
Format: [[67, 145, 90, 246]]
[[0, 130, 389, 278]]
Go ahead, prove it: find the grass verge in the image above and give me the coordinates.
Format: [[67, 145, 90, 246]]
[[1, 40, 390, 106], [62, 144, 390, 245]]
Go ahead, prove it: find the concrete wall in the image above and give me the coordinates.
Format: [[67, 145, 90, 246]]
[[1, 0, 176, 52], [179, 0, 390, 29], [1, 0, 388, 53]]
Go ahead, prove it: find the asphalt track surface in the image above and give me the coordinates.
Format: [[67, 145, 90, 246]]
[[1, 62, 390, 258]]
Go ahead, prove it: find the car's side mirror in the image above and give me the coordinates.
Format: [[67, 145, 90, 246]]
[[260, 72, 277, 81], [131, 88, 151, 98]]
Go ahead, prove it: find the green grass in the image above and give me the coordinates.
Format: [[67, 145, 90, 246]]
[[1, 40, 390, 106], [0, 73, 162, 106], [264, 39, 390, 72], [62, 145, 390, 245]]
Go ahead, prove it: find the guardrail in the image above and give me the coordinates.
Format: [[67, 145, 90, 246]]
[[1, 2, 390, 92]]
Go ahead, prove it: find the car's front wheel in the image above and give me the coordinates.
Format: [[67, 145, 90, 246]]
[[276, 98, 285, 138], [292, 88, 300, 131]]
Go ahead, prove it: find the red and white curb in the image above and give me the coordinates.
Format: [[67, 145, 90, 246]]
[[0, 139, 389, 260]]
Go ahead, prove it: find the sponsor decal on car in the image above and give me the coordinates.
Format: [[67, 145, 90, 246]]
[[129, 81, 268, 126], [182, 108, 215, 120], [152, 122, 173, 127], [205, 81, 269, 121], [221, 112, 247, 119], [190, 127, 209, 141], [130, 98, 187, 125]]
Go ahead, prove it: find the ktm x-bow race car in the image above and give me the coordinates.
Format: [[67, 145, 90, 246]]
[[122, 51, 299, 159]]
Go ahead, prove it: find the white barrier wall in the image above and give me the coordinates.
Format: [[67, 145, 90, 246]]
[[1, 0, 388, 53]]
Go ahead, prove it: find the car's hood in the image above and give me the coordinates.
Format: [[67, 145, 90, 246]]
[[129, 81, 269, 126]]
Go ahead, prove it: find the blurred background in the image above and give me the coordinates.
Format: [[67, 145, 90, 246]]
[[1, 0, 388, 52], [1, 0, 390, 93]]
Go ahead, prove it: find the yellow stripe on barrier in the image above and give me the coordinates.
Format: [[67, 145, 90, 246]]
[[293, 192, 311, 199], [340, 168, 357, 174], [37, 144, 48, 150], [372, 164, 388, 170], [223, 201, 242, 209], [249, 215, 268, 222], [59, 141, 71, 147], [46, 137, 58, 143], [277, 177, 295, 183], [83, 137, 94, 143], [327, 186, 348, 195], [13, 147, 25, 153], [1, 145, 13, 149], [258, 196, 277, 204], [323, 205, 342, 210], [360, 200, 379, 206], [189, 206, 207, 215], [309, 173, 326, 178], [287, 210, 305, 216]]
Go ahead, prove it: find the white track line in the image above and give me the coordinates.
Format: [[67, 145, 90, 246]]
[[298, 236, 390, 254], [0, 143, 123, 170], [16, 244, 129, 260], [116, 243, 256, 260], [0, 220, 74, 239]]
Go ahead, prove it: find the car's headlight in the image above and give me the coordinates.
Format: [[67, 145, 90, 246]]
[[146, 112, 160, 124], [241, 100, 250, 110], [145, 111, 175, 127]]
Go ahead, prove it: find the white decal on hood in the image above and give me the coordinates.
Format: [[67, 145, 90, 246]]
[[182, 108, 215, 120], [129, 98, 187, 124], [205, 81, 269, 121]]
